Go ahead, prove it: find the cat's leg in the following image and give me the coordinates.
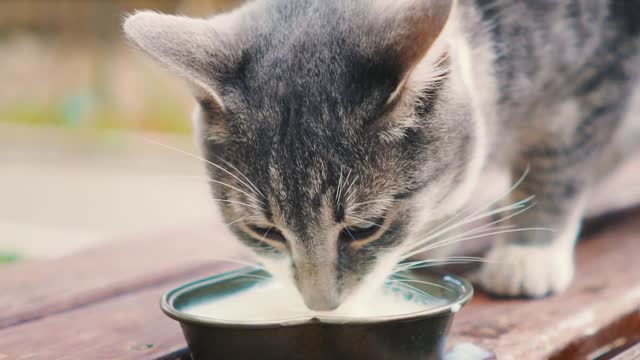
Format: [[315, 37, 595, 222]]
[[476, 95, 627, 297], [475, 161, 587, 297]]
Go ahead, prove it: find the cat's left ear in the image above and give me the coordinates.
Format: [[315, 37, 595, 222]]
[[123, 11, 243, 112]]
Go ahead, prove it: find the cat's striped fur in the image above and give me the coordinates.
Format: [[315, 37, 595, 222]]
[[124, 0, 640, 309]]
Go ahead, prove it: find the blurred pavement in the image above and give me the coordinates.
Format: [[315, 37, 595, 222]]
[[0, 123, 216, 258]]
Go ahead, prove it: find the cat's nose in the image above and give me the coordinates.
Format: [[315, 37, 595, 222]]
[[296, 276, 342, 310], [302, 293, 341, 311], [291, 251, 342, 310]]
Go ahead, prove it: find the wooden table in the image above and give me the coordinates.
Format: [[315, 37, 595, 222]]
[[1, 207, 639, 359]]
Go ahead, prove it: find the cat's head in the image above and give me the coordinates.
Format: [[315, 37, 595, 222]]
[[125, 0, 483, 310]]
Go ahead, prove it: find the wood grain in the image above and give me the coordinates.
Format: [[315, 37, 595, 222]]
[[449, 209, 640, 359], [550, 310, 640, 359], [0, 224, 247, 329], [0, 261, 238, 360], [612, 342, 640, 360], [1, 211, 637, 359]]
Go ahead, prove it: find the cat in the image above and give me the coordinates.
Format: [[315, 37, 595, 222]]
[[124, 0, 640, 310]]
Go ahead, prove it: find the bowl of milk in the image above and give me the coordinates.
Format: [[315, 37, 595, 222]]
[[161, 267, 473, 360]]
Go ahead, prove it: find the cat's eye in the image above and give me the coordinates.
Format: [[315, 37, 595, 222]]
[[340, 220, 383, 243], [246, 224, 286, 244]]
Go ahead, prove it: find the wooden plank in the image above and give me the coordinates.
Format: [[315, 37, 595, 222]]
[[0, 261, 237, 360], [0, 224, 246, 329], [550, 309, 640, 359], [1, 212, 637, 360], [449, 209, 640, 359], [613, 342, 640, 360]]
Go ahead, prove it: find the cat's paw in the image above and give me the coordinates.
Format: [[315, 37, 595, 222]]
[[473, 244, 574, 297]]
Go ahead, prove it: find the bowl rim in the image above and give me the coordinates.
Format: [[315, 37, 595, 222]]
[[161, 267, 473, 329]]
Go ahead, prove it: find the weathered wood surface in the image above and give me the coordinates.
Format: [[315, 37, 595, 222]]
[[613, 342, 640, 360], [0, 224, 245, 329], [0, 209, 638, 359], [449, 208, 640, 359], [550, 309, 640, 360], [0, 261, 239, 360]]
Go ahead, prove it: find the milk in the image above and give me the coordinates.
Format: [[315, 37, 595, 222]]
[[184, 281, 448, 321]]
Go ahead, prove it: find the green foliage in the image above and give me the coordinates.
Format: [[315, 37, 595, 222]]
[[0, 252, 21, 265], [0, 99, 191, 134]]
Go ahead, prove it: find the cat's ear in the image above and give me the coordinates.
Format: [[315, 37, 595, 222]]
[[373, 0, 453, 74], [123, 11, 241, 111], [368, 0, 453, 139]]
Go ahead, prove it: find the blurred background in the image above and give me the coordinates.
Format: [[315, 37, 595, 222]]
[[0, 0, 240, 263], [1, 0, 638, 267]]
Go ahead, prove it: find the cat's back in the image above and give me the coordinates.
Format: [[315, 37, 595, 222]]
[[473, 0, 640, 107]]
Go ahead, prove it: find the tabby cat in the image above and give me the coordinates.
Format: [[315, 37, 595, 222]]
[[124, 0, 640, 310]]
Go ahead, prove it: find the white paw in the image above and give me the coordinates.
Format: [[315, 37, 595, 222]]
[[474, 244, 574, 297]]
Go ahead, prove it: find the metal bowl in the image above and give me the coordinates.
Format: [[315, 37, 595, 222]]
[[162, 267, 473, 360]]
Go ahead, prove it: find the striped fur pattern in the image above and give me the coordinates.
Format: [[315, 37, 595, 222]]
[[124, 0, 640, 308]]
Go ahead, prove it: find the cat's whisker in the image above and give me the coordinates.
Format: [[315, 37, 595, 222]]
[[392, 257, 498, 273], [257, 226, 274, 247], [401, 224, 517, 252], [338, 169, 353, 205], [471, 165, 531, 218], [406, 203, 534, 255], [341, 222, 356, 242], [213, 155, 265, 198], [402, 195, 535, 256], [445, 194, 533, 229], [348, 198, 397, 212], [134, 174, 259, 205], [414, 205, 472, 243], [387, 276, 456, 293], [336, 165, 346, 204], [385, 280, 437, 300], [407, 195, 532, 254], [147, 175, 264, 204], [344, 174, 360, 205], [399, 227, 553, 261], [212, 198, 265, 211], [347, 216, 383, 228], [446, 201, 538, 239], [394, 261, 489, 271], [407, 166, 532, 250], [225, 216, 260, 228], [396, 256, 493, 268], [401, 226, 552, 261], [207, 179, 265, 205], [461, 224, 518, 235], [335, 166, 344, 204], [354, 199, 398, 206], [418, 222, 517, 242], [142, 137, 261, 197]]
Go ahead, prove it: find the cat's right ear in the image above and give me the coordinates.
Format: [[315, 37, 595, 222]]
[[123, 11, 241, 114], [371, 0, 453, 75]]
